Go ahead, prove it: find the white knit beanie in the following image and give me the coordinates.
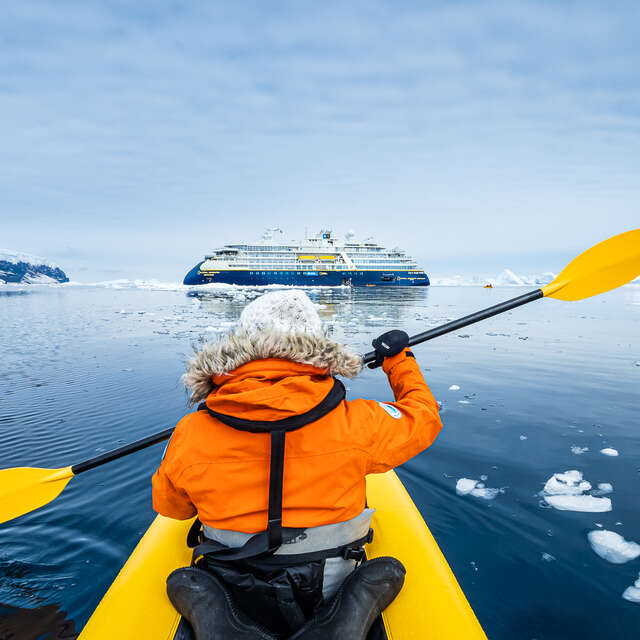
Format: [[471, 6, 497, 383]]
[[238, 290, 323, 336]]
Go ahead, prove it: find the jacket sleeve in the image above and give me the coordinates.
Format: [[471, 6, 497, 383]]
[[151, 419, 198, 520], [348, 349, 443, 474]]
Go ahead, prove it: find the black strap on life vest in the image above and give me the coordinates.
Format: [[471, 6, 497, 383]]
[[190, 378, 350, 562]]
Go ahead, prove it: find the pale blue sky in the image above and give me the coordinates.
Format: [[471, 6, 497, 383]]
[[1, 1, 638, 280]]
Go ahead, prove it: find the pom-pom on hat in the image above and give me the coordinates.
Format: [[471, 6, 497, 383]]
[[238, 290, 323, 336]]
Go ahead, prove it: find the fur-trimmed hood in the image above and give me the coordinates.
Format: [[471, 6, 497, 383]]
[[183, 329, 363, 403]]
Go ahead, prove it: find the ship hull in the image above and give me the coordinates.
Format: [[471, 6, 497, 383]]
[[183, 264, 429, 287]]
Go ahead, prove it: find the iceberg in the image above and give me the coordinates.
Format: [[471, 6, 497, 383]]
[[430, 270, 556, 287]]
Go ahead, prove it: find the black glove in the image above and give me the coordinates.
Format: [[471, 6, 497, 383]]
[[368, 330, 410, 369]]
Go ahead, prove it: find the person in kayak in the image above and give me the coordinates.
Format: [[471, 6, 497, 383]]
[[152, 290, 443, 640]]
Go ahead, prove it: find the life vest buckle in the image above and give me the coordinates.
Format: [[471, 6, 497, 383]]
[[342, 546, 366, 561]]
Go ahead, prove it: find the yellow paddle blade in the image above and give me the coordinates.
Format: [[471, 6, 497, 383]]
[[542, 229, 640, 301], [0, 466, 74, 524]]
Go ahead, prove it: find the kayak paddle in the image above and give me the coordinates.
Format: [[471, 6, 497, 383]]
[[362, 228, 640, 363], [1, 229, 638, 525], [0, 428, 173, 525]]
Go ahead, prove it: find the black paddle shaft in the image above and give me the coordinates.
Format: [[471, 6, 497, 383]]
[[361, 288, 544, 364], [71, 427, 174, 474]]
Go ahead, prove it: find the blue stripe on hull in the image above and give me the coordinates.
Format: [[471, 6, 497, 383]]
[[183, 265, 430, 287]]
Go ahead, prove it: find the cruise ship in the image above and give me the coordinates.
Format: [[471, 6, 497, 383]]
[[183, 228, 429, 287]]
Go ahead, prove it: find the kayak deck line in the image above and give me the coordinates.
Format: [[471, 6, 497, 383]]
[[79, 471, 486, 639]]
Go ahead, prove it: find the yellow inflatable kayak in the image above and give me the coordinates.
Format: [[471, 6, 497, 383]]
[[79, 471, 486, 639]]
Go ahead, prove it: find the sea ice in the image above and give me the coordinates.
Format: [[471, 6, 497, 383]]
[[449, 385, 460, 391], [456, 478, 502, 500], [571, 446, 589, 455], [471, 486, 501, 500], [541, 470, 612, 512], [595, 483, 613, 495], [520, 435, 528, 441], [622, 574, 640, 603], [541, 553, 556, 562], [543, 471, 591, 495], [455, 478, 478, 495], [544, 495, 611, 512], [600, 448, 619, 457], [587, 530, 640, 564]]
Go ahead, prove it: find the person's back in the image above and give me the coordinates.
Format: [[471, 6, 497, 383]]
[[152, 291, 443, 639]]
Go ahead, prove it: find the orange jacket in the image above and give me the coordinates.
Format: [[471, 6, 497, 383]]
[[152, 349, 442, 532]]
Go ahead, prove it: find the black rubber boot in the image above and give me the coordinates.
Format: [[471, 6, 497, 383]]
[[166, 567, 276, 640], [288, 557, 406, 640]]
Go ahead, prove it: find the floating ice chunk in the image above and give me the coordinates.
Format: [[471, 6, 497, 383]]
[[519, 435, 528, 441], [541, 470, 612, 512], [571, 446, 589, 455], [544, 495, 611, 512], [456, 478, 478, 495], [449, 385, 460, 391], [622, 574, 640, 603], [543, 471, 591, 495], [456, 478, 502, 500], [600, 448, 619, 457], [587, 530, 640, 564], [471, 486, 501, 500], [596, 483, 613, 495], [541, 552, 555, 562], [458, 400, 470, 404]]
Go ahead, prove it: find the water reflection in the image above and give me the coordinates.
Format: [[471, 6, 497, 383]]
[[0, 602, 77, 639]]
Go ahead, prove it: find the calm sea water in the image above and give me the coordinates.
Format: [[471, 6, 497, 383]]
[[1, 283, 639, 639]]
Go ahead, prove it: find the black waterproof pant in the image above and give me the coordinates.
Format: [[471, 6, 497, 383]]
[[197, 555, 326, 638]]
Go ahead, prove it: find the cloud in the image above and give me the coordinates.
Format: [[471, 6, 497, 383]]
[[1, 1, 638, 279]]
